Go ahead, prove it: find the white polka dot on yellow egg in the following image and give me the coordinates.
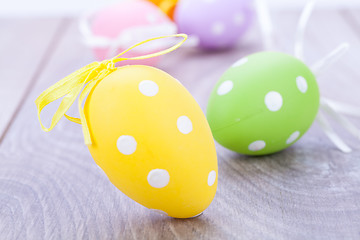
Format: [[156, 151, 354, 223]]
[[177, 116, 193, 134], [116, 135, 137, 155], [207, 170, 216, 186], [265, 91, 283, 112], [139, 80, 159, 97], [248, 140, 266, 151], [147, 169, 170, 188]]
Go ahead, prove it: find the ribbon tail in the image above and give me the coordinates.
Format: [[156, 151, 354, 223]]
[[64, 115, 82, 124], [78, 81, 96, 145], [321, 98, 360, 140], [311, 43, 350, 76], [41, 83, 86, 132], [322, 98, 360, 118], [316, 112, 352, 153], [63, 66, 111, 126], [255, 0, 275, 51], [35, 62, 99, 107], [294, 0, 316, 60], [36, 62, 100, 132], [78, 69, 113, 145]]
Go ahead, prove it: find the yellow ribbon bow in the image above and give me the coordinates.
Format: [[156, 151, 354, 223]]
[[35, 34, 188, 145]]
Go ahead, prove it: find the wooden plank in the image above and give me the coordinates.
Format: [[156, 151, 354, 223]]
[[1, 9, 360, 239], [0, 18, 63, 141]]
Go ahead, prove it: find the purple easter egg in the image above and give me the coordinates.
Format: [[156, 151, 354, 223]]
[[174, 0, 254, 49]]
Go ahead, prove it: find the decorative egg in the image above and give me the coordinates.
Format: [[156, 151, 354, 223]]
[[146, 0, 179, 19], [85, 65, 218, 218], [90, 0, 176, 65], [207, 52, 320, 155], [174, 0, 253, 49]]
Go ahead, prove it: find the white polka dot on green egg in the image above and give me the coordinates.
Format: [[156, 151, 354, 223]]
[[248, 140, 266, 151], [217, 80, 233, 95], [232, 57, 248, 68], [207, 52, 320, 155], [296, 76, 308, 93], [286, 131, 300, 145], [117, 135, 137, 155], [265, 91, 283, 112], [147, 169, 170, 188]]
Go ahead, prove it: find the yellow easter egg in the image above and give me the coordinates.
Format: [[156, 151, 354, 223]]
[[84, 65, 218, 218]]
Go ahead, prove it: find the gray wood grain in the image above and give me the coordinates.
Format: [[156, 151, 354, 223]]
[[0, 9, 360, 240], [0, 18, 63, 141]]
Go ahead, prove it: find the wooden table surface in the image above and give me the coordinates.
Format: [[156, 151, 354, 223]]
[[1, 9, 360, 240]]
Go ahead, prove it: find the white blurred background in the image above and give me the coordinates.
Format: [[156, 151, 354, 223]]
[[0, 0, 359, 17]]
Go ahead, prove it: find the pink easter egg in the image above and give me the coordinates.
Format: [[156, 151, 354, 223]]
[[91, 0, 175, 66]]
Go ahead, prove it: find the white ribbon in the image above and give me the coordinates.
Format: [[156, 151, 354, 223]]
[[294, 0, 316, 60], [322, 98, 360, 117], [316, 98, 360, 153], [311, 42, 350, 76], [255, 0, 275, 51], [310, 43, 359, 153], [316, 112, 352, 153], [79, 10, 112, 48], [321, 99, 360, 139], [291, 0, 359, 153]]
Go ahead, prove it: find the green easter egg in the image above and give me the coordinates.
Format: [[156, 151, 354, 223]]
[[207, 52, 320, 155]]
